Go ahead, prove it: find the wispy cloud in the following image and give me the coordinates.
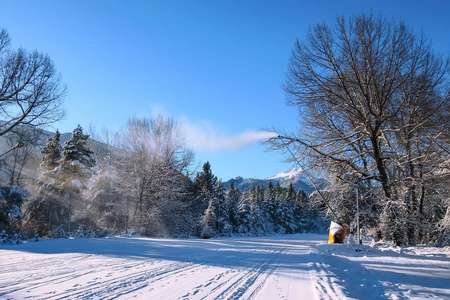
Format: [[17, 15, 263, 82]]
[[180, 118, 277, 152]]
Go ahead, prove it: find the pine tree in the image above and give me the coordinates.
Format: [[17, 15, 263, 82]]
[[25, 131, 65, 237], [194, 161, 217, 198], [226, 181, 240, 230], [213, 180, 232, 235], [263, 181, 277, 226], [274, 193, 297, 234], [40, 130, 62, 171], [294, 189, 308, 232], [53, 125, 95, 233], [0, 186, 29, 233], [249, 186, 266, 234], [199, 200, 217, 238], [236, 191, 253, 234]]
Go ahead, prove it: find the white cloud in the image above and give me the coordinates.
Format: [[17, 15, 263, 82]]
[[180, 118, 277, 152]]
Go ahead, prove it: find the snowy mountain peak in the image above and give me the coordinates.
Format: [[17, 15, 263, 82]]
[[224, 167, 317, 195], [266, 167, 304, 181]]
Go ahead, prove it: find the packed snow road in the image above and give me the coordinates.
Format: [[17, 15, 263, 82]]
[[0, 234, 449, 299]]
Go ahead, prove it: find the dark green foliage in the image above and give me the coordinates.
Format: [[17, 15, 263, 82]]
[[194, 161, 217, 198], [40, 130, 62, 171], [0, 186, 28, 231]]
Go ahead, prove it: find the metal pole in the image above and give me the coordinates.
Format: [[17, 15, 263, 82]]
[[126, 193, 129, 235], [357, 186, 361, 244]]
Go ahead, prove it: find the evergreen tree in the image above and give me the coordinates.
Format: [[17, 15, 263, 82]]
[[294, 189, 308, 232], [256, 184, 265, 205], [40, 125, 96, 234], [0, 186, 29, 233], [236, 191, 253, 234], [213, 180, 232, 235], [249, 186, 266, 234], [286, 183, 296, 204], [25, 131, 65, 237], [199, 200, 216, 238], [194, 161, 217, 198], [274, 194, 297, 234], [226, 181, 240, 229], [263, 181, 277, 226], [40, 130, 62, 171]]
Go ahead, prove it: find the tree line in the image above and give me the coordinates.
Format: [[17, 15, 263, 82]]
[[195, 162, 325, 238], [1, 118, 321, 241]]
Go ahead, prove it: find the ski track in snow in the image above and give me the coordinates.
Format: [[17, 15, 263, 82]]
[[0, 234, 449, 299], [0, 235, 316, 300]]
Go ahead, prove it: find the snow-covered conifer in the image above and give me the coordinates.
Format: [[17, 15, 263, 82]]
[[236, 191, 253, 234], [194, 161, 217, 199], [0, 186, 29, 232], [200, 200, 217, 238], [40, 130, 62, 172], [226, 181, 240, 229], [213, 180, 232, 235]]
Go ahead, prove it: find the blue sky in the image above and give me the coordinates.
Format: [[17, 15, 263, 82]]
[[1, 0, 448, 181]]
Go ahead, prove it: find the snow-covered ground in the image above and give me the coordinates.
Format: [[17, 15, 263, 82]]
[[1, 234, 449, 299]]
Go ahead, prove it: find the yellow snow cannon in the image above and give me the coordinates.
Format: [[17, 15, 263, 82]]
[[329, 220, 349, 244]]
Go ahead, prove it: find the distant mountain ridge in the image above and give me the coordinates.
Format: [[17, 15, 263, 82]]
[[223, 168, 321, 195]]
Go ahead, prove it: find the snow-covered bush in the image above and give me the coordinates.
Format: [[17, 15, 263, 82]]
[[72, 224, 95, 238], [0, 186, 29, 232], [0, 230, 27, 245]]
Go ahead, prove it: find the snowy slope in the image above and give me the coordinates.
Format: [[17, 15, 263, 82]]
[[1, 235, 449, 299]]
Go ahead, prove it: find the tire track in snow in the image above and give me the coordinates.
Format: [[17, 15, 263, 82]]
[[36, 261, 198, 300], [203, 247, 288, 300], [0, 257, 146, 297]]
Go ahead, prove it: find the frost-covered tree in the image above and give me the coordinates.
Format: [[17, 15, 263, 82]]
[[57, 125, 95, 232], [116, 115, 195, 236], [226, 181, 240, 229], [262, 181, 277, 226], [274, 199, 297, 234], [199, 200, 216, 238], [249, 186, 266, 235], [86, 155, 126, 235], [25, 131, 64, 236], [294, 189, 308, 232], [269, 14, 449, 245], [40, 130, 62, 171], [213, 180, 232, 235], [26, 126, 95, 236], [236, 191, 253, 234]]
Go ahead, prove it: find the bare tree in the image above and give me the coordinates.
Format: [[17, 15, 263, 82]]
[[0, 127, 45, 186], [115, 115, 195, 236], [0, 28, 65, 137], [269, 14, 449, 245]]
